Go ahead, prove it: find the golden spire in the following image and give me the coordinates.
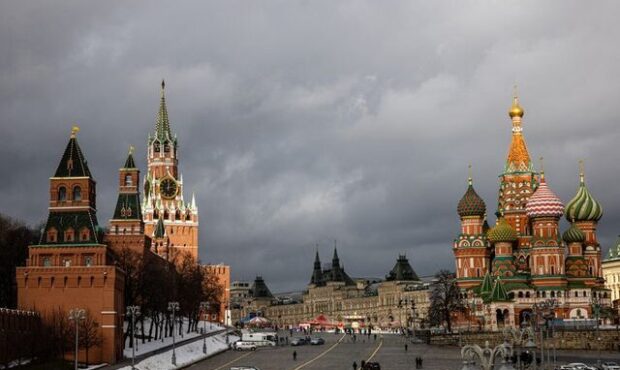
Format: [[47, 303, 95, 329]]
[[509, 85, 524, 119], [70, 125, 80, 138], [129, 145, 135, 155], [468, 164, 473, 186], [539, 156, 545, 180], [579, 159, 585, 184]]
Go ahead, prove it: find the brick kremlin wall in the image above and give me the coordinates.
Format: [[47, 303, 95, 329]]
[[430, 329, 620, 351]]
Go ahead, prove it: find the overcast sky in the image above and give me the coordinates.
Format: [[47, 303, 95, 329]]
[[1, 1, 619, 292]]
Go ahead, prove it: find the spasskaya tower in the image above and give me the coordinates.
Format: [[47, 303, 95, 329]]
[[142, 81, 199, 262]]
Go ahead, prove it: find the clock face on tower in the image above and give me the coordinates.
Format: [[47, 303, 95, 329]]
[[160, 177, 178, 199]]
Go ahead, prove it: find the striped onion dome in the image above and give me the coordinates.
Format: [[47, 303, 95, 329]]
[[562, 224, 585, 244], [565, 173, 603, 222], [525, 176, 564, 219], [457, 178, 486, 218], [488, 218, 517, 243]]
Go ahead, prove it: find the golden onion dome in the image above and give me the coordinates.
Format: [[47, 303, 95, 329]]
[[508, 95, 524, 118]]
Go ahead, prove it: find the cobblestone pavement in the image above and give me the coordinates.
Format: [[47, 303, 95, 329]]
[[187, 332, 620, 370]]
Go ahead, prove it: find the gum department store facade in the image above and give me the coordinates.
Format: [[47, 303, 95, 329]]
[[232, 250, 431, 330]]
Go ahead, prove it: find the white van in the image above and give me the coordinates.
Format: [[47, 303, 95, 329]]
[[233, 341, 257, 351], [240, 332, 277, 347]]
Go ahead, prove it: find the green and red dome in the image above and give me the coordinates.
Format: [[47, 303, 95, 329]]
[[457, 179, 486, 218]]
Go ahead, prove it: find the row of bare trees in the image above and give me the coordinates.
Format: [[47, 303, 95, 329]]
[[113, 246, 224, 350]]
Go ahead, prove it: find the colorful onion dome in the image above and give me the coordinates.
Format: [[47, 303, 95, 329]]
[[525, 176, 564, 219], [565, 172, 603, 222], [488, 218, 517, 243], [457, 178, 486, 218], [562, 224, 585, 244]]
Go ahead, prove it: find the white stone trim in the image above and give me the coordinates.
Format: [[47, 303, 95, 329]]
[[101, 325, 116, 328], [101, 311, 117, 314]]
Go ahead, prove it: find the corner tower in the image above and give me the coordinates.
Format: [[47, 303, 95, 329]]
[[142, 81, 199, 262]]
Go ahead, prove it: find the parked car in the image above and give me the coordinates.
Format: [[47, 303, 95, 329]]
[[557, 366, 576, 370], [362, 362, 381, 370], [230, 367, 261, 370], [310, 337, 325, 345], [233, 341, 257, 351], [602, 362, 620, 370], [567, 363, 597, 370], [291, 338, 307, 346]]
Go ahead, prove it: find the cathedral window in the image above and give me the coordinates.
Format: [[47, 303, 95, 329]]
[[47, 228, 57, 243], [154, 142, 160, 152], [80, 228, 90, 241], [525, 292, 530, 298], [42, 256, 51, 267], [84, 256, 93, 267], [64, 228, 74, 242], [58, 186, 67, 201], [73, 186, 82, 201], [63, 258, 71, 267], [164, 210, 169, 220], [125, 174, 133, 185]]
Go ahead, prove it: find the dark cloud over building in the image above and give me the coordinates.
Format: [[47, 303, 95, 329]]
[[1, 1, 619, 292]]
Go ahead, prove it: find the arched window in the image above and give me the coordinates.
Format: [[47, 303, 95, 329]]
[[80, 227, 90, 241], [64, 228, 74, 242], [518, 291, 524, 298], [550, 291, 555, 298], [125, 174, 133, 185], [58, 186, 67, 201], [73, 186, 82, 201], [525, 292, 530, 298]]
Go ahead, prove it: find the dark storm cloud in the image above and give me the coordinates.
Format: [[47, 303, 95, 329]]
[[1, 1, 620, 292]]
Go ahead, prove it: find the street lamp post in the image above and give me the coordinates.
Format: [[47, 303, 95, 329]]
[[68, 308, 86, 370], [200, 301, 210, 354], [126, 306, 141, 370], [410, 300, 417, 339], [168, 301, 180, 365], [591, 296, 601, 367], [532, 298, 558, 370]]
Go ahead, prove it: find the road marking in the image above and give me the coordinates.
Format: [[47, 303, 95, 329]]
[[291, 334, 346, 370], [210, 351, 253, 370], [365, 339, 383, 362]]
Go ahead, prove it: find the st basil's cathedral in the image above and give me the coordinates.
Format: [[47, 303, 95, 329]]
[[453, 91, 611, 329]]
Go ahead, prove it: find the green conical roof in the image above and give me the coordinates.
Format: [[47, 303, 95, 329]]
[[153, 218, 166, 238], [605, 236, 620, 261], [479, 271, 493, 295], [385, 255, 420, 281], [566, 172, 603, 222], [562, 223, 585, 244], [489, 277, 510, 302], [251, 276, 274, 298], [488, 218, 517, 243], [54, 132, 92, 178], [154, 80, 173, 143], [457, 178, 486, 218], [123, 148, 137, 169]]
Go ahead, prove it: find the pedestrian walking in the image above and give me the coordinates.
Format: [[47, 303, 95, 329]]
[[419, 357, 423, 368], [361, 360, 366, 369], [374, 333, 377, 341], [293, 351, 297, 361], [352, 361, 358, 370], [405, 343, 408, 351]]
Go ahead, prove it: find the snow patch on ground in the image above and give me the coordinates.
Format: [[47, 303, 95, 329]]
[[123, 320, 223, 359], [118, 332, 238, 370]]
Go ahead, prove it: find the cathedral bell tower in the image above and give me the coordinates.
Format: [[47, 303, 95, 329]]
[[142, 81, 199, 262]]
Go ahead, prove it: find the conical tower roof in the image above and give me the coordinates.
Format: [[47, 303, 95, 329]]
[[153, 80, 173, 143], [489, 277, 510, 302], [154, 217, 166, 238], [566, 166, 603, 222], [123, 146, 137, 169], [505, 90, 532, 173], [604, 236, 620, 261], [479, 271, 493, 295], [54, 126, 92, 178], [251, 276, 274, 299], [385, 255, 420, 281], [310, 249, 324, 286]]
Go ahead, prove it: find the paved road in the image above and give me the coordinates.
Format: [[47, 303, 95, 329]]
[[186, 332, 620, 370]]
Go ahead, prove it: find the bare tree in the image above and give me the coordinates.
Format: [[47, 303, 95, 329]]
[[429, 270, 463, 333], [79, 309, 103, 365]]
